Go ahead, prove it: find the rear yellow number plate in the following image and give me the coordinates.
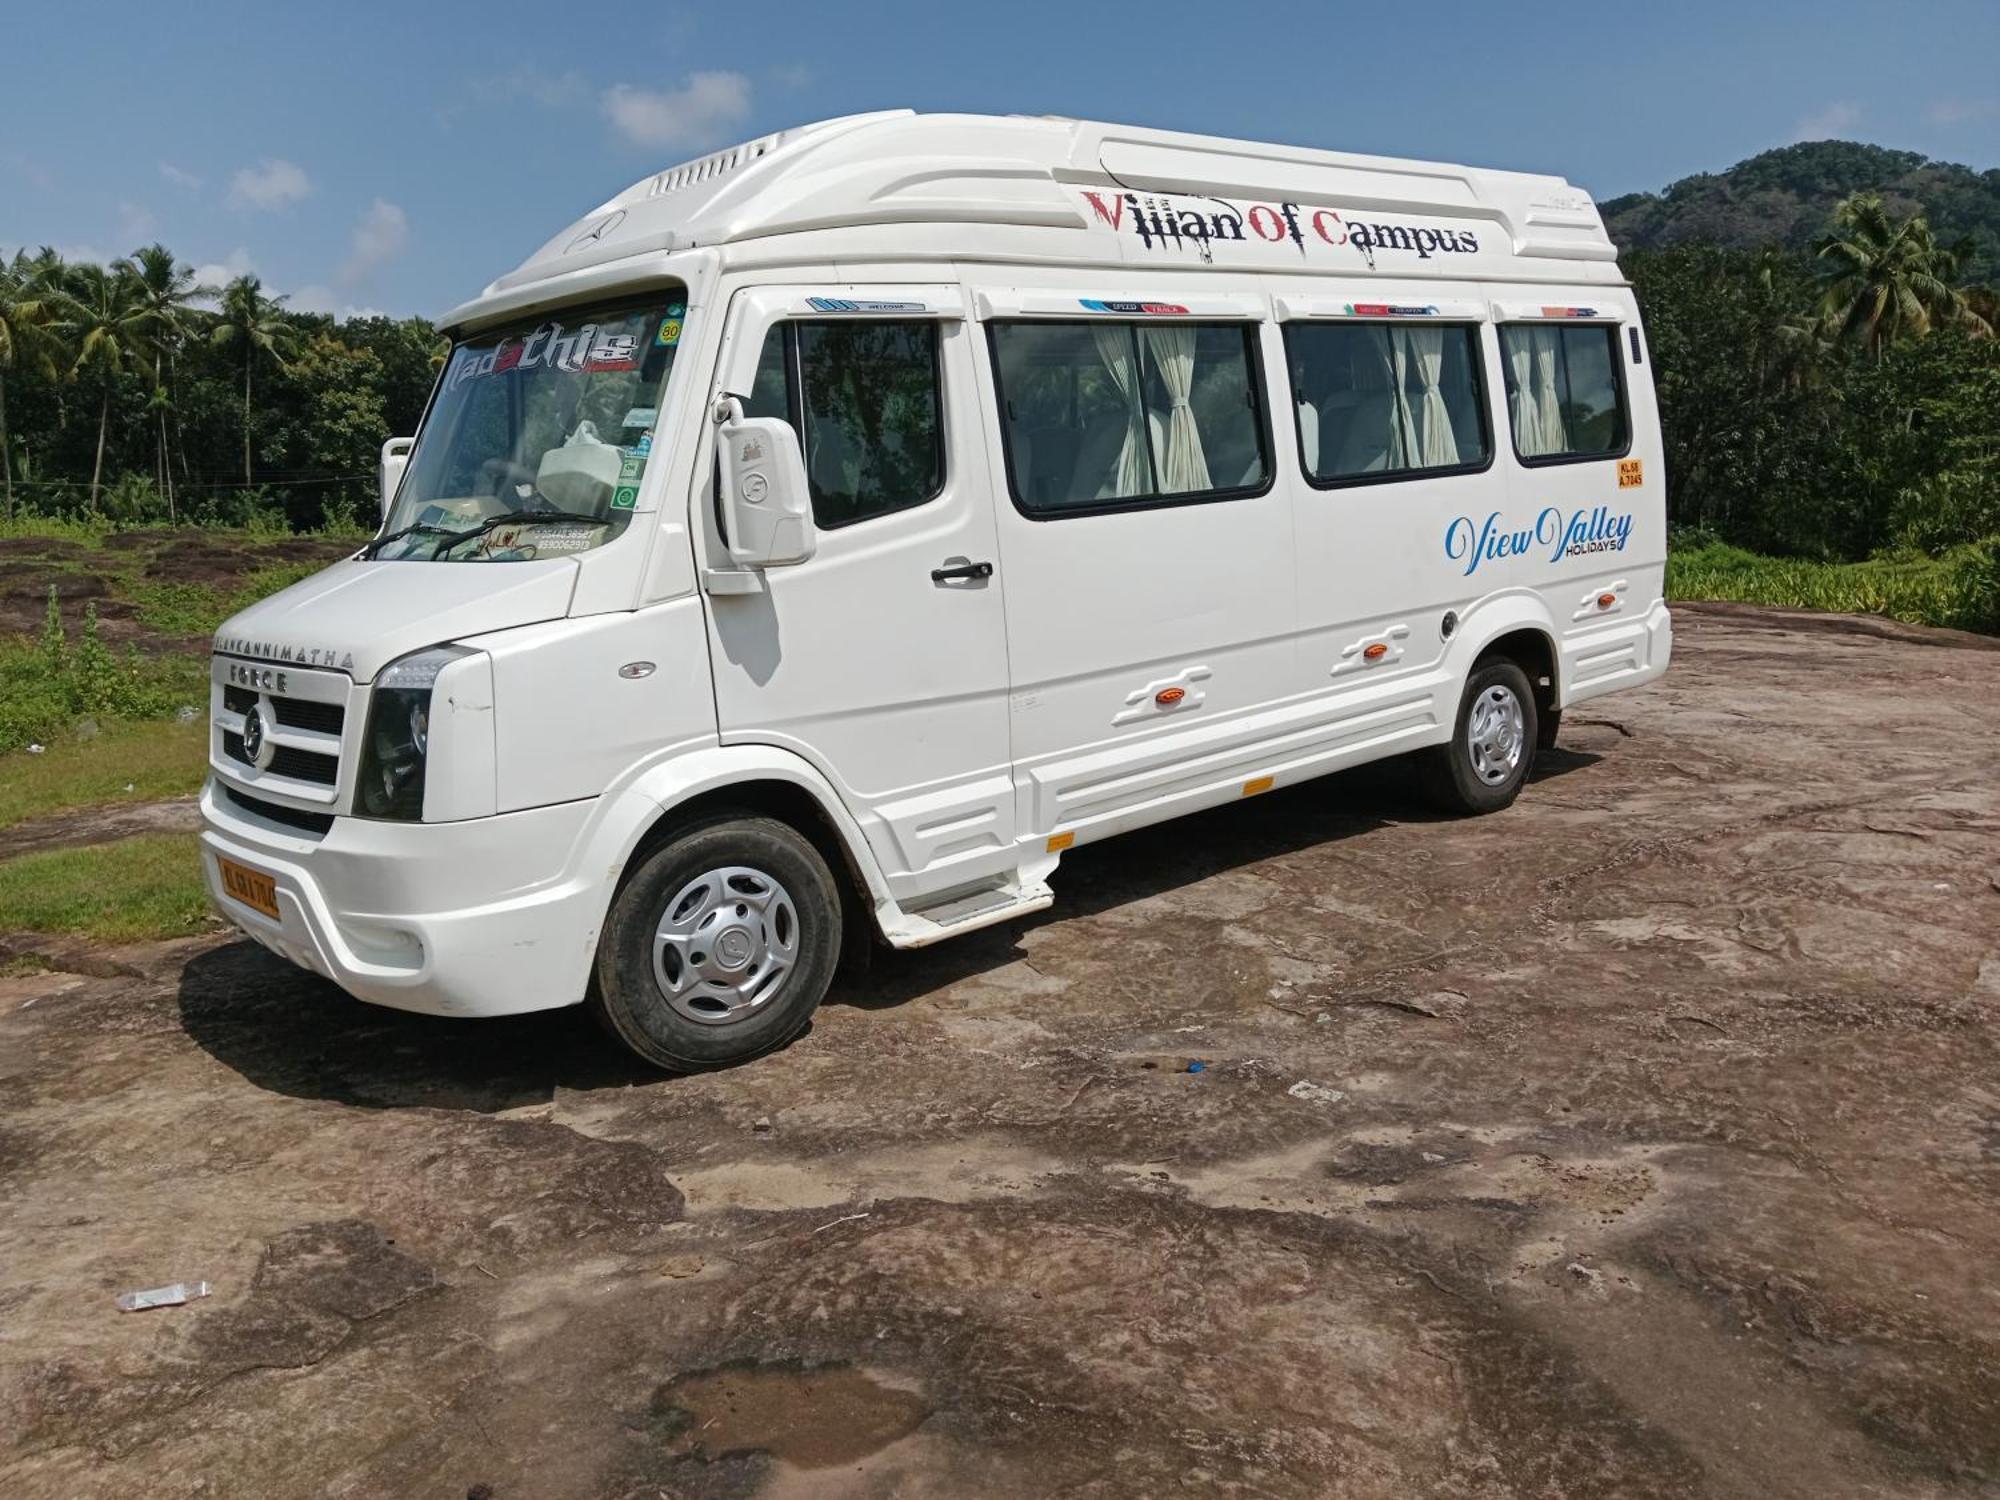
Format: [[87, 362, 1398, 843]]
[[218, 857, 279, 919]]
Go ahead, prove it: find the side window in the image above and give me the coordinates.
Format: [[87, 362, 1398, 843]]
[[989, 320, 1269, 516], [1285, 321, 1490, 484], [1498, 323, 1629, 462], [739, 319, 945, 528]]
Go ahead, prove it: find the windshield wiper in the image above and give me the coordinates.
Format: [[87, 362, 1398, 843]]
[[359, 522, 455, 560], [430, 507, 604, 559]]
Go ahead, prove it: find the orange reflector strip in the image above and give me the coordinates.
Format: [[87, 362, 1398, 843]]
[[1046, 831, 1074, 853], [1242, 776, 1274, 797], [1597, 592, 1617, 609], [1362, 642, 1388, 661], [1155, 686, 1186, 706]]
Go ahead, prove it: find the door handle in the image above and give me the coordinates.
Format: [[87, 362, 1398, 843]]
[[931, 559, 993, 583]]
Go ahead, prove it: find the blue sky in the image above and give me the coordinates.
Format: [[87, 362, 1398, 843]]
[[5, 0, 1997, 319]]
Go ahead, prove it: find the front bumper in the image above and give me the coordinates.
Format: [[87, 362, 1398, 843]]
[[199, 778, 603, 1017]]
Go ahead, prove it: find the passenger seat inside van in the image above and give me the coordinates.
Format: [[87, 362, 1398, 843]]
[[1325, 390, 1399, 475]]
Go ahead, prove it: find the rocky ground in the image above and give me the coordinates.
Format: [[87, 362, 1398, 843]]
[[2, 603, 1998, 1499]]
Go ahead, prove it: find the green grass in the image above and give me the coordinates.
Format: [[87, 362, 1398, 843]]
[[0, 626, 209, 756], [0, 719, 209, 829], [0, 522, 343, 754], [1668, 539, 2000, 634], [0, 833, 213, 943]]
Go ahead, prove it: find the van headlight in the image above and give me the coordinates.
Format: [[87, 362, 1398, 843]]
[[357, 645, 473, 820]]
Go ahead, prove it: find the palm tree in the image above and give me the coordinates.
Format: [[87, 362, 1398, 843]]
[[57, 260, 154, 514], [127, 244, 209, 522], [210, 275, 297, 486], [1753, 247, 1827, 391], [0, 250, 63, 519], [1814, 194, 1992, 357]]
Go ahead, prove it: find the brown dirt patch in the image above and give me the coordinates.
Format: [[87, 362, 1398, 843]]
[[2, 607, 1999, 1497]]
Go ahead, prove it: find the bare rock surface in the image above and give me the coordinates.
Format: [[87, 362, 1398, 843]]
[[2, 603, 1998, 1497]]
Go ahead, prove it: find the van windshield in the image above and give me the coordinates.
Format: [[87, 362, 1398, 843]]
[[374, 294, 687, 561]]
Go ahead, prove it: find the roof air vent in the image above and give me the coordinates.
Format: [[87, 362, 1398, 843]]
[[648, 134, 779, 198]]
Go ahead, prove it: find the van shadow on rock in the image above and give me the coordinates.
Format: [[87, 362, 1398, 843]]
[[175, 942, 656, 1112], [177, 750, 1602, 1102], [829, 750, 1596, 1011]]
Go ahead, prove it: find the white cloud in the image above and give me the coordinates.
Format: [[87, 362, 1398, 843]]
[[227, 158, 312, 211], [6, 151, 56, 192], [159, 161, 203, 191], [286, 284, 384, 320], [56, 243, 116, 268], [189, 248, 257, 301], [1793, 102, 1862, 141], [336, 199, 409, 286], [769, 62, 812, 90], [1929, 98, 1999, 127], [117, 201, 156, 245], [603, 72, 752, 150], [521, 68, 591, 109]]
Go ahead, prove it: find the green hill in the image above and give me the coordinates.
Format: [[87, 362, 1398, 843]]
[[1602, 140, 2000, 281]]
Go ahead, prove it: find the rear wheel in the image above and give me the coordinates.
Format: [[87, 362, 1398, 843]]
[[592, 814, 842, 1071], [1420, 659, 1538, 815]]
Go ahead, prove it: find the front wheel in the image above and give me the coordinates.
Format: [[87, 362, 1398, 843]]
[[1419, 660, 1538, 815], [592, 815, 843, 1071]]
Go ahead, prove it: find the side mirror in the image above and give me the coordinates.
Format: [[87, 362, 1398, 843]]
[[379, 437, 414, 516], [716, 407, 815, 568]]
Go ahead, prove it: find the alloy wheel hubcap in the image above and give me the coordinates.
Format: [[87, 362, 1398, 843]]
[[1467, 684, 1525, 786], [652, 865, 799, 1026]]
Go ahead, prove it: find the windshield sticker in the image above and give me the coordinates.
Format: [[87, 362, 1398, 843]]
[[656, 317, 682, 347], [611, 486, 639, 510], [621, 406, 657, 429], [477, 522, 604, 558], [448, 321, 647, 391], [806, 297, 929, 313], [619, 452, 645, 480], [1345, 303, 1439, 317], [1445, 506, 1633, 577], [1080, 299, 1189, 315]]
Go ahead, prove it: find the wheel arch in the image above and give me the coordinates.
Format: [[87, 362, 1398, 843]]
[[1453, 591, 1561, 730], [588, 745, 894, 957]]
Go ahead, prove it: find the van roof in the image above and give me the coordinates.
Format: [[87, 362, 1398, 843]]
[[449, 110, 1617, 326]]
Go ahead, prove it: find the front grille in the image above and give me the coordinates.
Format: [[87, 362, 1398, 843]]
[[213, 656, 350, 802], [223, 732, 339, 786], [222, 785, 335, 836], [224, 684, 345, 737], [273, 697, 345, 736]]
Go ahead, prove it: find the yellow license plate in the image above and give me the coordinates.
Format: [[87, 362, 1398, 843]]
[[217, 856, 279, 920]]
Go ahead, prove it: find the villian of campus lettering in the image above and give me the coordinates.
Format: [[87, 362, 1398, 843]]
[[1082, 190, 1480, 258]]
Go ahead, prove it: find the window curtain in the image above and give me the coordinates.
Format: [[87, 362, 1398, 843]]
[[1091, 325, 1151, 496], [1140, 324, 1211, 494], [1529, 327, 1567, 456], [1508, 330, 1556, 457], [1361, 326, 1411, 469], [1387, 330, 1421, 469], [1405, 326, 1460, 467]]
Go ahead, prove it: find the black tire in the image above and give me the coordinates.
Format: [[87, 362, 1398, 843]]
[[1419, 659, 1539, 815], [591, 814, 842, 1072]]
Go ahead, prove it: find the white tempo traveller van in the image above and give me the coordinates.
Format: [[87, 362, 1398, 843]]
[[202, 111, 1670, 1070]]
